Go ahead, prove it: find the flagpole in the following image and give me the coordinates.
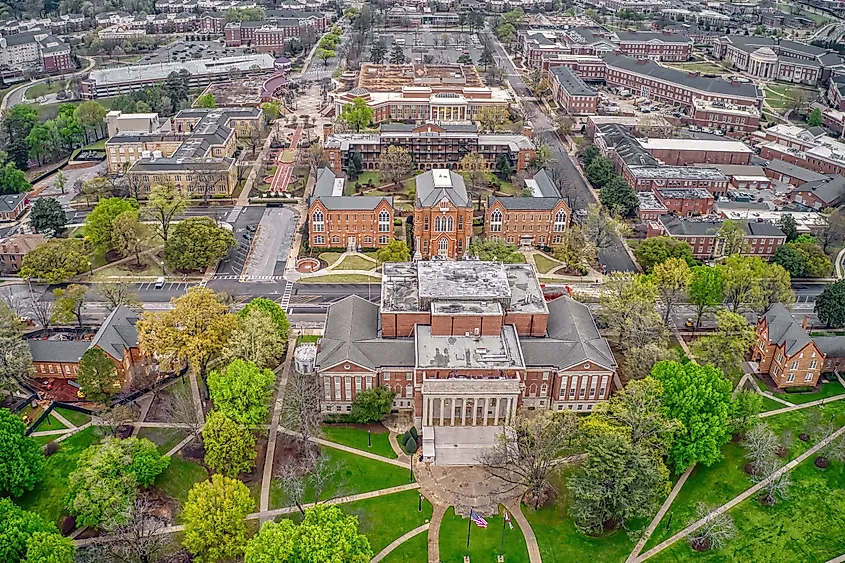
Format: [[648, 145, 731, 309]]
[[465, 508, 473, 559], [499, 511, 506, 559]]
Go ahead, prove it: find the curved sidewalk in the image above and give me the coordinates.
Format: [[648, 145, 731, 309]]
[[372, 523, 430, 563]]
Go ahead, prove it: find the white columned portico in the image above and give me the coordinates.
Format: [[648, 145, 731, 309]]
[[439, 398, 445, 426], [493, 397, 500, 425], [482, 397, 488, 426]]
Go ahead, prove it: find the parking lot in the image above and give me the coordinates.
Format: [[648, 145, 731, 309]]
[[139, 40, 250, 65], [377, 29, 484, 65]]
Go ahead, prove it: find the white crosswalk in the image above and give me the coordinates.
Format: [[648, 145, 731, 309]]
[[212, 274, 287, 281], [280, 280, 294, 312]]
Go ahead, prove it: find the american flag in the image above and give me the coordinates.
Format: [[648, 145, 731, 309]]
[[470, 509, 488, 529], [504, 510, 513, 530]]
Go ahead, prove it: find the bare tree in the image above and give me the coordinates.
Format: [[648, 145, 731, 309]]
[[0, 287, 23, 316], [480, 410, 579, 507], [687, 502, 737, 551], [98, 282, 141, 311], [30, 298, 54, 330], [82, 493, 175, 563], [164, 380, 204, 443], [99, 404, 137, 436], [274, 446, 343, 513], [276, 455, 309, 515], [281, 369, 322, 445], [752, 454, 792, 505], [741, 423, 779, 474]]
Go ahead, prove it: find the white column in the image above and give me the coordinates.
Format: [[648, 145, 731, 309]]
[[506, 397, 514, 424], [450, 397, 455, 426], [423, 396, 429, 427], [510, 397, 517, 422], [482, 397, 489, 426], [472, 397, 477, 426], [439, 397, 445, 426], [493, 398, 500, 426], [461, 398, 467, 426]]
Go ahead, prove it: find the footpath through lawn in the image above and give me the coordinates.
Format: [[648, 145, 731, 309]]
[[339, 488, 432, 554], [321, 425, 398, 459], [381, 528, 428, 562], [440, 506, 530, 563]]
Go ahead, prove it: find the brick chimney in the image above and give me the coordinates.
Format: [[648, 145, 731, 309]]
[[731, 79, 740, 87], [322, 122, 333, 143], [802, 315, 809, 329]]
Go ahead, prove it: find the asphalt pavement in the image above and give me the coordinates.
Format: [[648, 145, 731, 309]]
[[216, 206, 266, 276]]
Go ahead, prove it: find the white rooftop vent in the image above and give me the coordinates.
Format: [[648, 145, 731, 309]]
[[432, 169, 452, 188], [332, 178, 345, 197]]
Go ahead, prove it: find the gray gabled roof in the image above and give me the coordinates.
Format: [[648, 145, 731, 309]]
[[27, 340, 89, 363], [313, 196, 393, 211], [312, 167, 337, 198], [762, 303, 812, 356], [0, 193, 26, 213], [520, 296, 616, 370], [814, 336, 845, 358], [487, 196, 562, 210], [415, 169, 470, 208], [90, 305, 139, 361], [316, 296, 415, 370], [766, 159, 825, 183], [794, 175, 845, 205], [531, 169, 560, 198]]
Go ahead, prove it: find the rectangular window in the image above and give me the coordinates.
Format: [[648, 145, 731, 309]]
[[355, 376, 362, 391], [791, 361, 799, 370], [344, 377, 352, 399], [384, 373, 390, 381], [805, 372, 814, 382], [334, 376, 341, 400], [324, 377, 331, 400], [787, 372, 795, 383]]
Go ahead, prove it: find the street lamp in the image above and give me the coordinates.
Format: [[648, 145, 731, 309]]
[[160, 261, 165, 275], [87, 260, 93, 276], [368, 430, 371, 447]]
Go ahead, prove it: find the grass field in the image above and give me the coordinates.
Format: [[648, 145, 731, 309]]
[[772, 380, 845, 405], [335, 255, 377, 271], [53, 407, 91, 427], [321, 425, 398, 459], [298, 273, 380, 283], [318, 252, 343, 266], [440, 506, 530, 563], [92, 251, 164, 280], [32, 414, 68, 432], [340, 489, 432, 554], [533, 253, 561, 274], [137, 427, 189, 455], [17, 427, 101, 525], [381, 528, 428, 562], [297, 334, 320, 344], [153, 454, 208, 518], [25, 81, 64, 100]]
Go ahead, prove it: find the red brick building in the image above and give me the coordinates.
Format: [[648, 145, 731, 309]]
[[647, 216, 786, 259], [0, 233, 44, 273], [789, 175, 845, 210], [623, 166, 731, 196], [548, 65, 598, 115], [637, 138, 755, 166], [687, 99, 762, 135], [412, 170, 474, 260], [752, 304, 827, 389], [654, 188, 715, 216]]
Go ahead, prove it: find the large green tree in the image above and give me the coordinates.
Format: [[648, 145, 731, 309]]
[[599, 176, 638, 216], [224, 308, 285, 369], [19, 239, 89, 283], [51, 284, 87, 329], [652, 361, 733, 473], [85, 198, 139, 251], [0, 409, 45, 497], [467, 239, 523, 263], [350, 386, 395, 423], [202, 410, 256, 477], [207, 359, 276, 427], [340, 97, 374, 133], [816, 279, 845, 328], [772, 242, 831, 278], [164, 217, 236, 271], [585, 156, 615, 188], [76, 347, 118, 404], [29, 198, 66, 236], [633, 236, 695, 272], [692, 309, 755, 378], [687, 266, 724, 330], [182, 475, 254, 563], [652, 257, 691, 323], [21, 531, 75, 563], [375, 240, 411, 264], [66, 437, 170, 528], [244, 505, 372, 563], [0, 500, 72, 563], [240, 297, 289, 343]]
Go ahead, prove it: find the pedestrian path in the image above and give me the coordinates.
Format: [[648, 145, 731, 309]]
[[759, 391, 845, 418], [50, 409, 76, 429], [279, 428, 409, 469], [372, 523, 430, 563], [259, 346, 293, 519], [427, 503, 447, 563], [507, 499, 542, 563]]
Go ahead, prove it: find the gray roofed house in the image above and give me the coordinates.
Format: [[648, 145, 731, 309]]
[[550, 65, 596, 97], [415, 169, 470, 208], [814, 336, 845, 359], [761, 303, 813, 356], [659, 215, 785, 237], [487, 196, 562, 210], [0, 193, 27, 215], [765, 159, 826, 183], [28, 340, 89, 364], [793, 175, 845, 206], [615, 31, 691, 44], [520, 296, 616, 370], [310, 167, 394, 210], [90, 305, 139, 362]]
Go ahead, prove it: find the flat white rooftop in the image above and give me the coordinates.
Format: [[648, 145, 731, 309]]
[[638, 138, 754, 153]]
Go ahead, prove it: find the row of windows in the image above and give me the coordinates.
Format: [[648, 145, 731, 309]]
[[312, 235, 391, 245]]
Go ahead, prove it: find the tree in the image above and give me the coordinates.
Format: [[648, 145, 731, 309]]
[[85, 197, 139, 251], [585, 156, 615, 187], [316, 48, 336, 67], [687, 266, 724, 330], [111, 210, 146, 266], [460, 151, 487, 194], [567, 431, 669, 535], [164, 217, 236, 271], [599, 176, 638, 216], [741, 422, 779, 475], [244, 505, 372, 563], [3, 105, 38, 170], [754, 262, 795, 312], [51, 284, 87, 329], [80, 177, 111, 207], [240, 297, 289, 342], [370, 40, 386, 64], [528, 145, 553, 171], [98, 282, 140, 311], [730, 390, 763, 435], [144, 183, 187, 242], [137, 287, 237, 379], [0, 162, 31, 194], [752, 453, 792, 506], [634, 237, 695, 272], [779, 214, 799, 242], [476, 105, 509, 133], [652, 257, 691, 323], [207, 359, 275, 427], [202, 411, 256, 477], [196, 93, 216, 108], [282, 364, 322, 445], [182, 475, 253, 563], [0, 408, 44, 497], [339, 97, 374, 133], [718, 220, 747, 257], [692, 309, 754, 384], [652, 361, 733, 473], [467, 238, 523, 262], [0, 500, 68, 563], [74, 101, 107, 144], [481, 410, 579, 507], [457, 53, 473, 64], [261, 101, 281, 122], [816, 279, 845, 327], [624, 344, 677, 381], [83, 493, 174, 563], [598, 273, 665, 351], [379, 145, 414, 187], [582, 204, 630, 251], [552, 226, 595, 273], [375, 240, 410, 263], [19, 238, 88, 283], [66, 437, 170, 528], [808, 107, 823, 127], [22, 531, 75, 563], [495, 152, 513, 180], [687, 502, 737, 552], [347, 150, 363, 179], [818, 208, 845, 254], [29, 198, 66, 236], [76, 347, 118, 404], [350, 386, 395, 423], [224, 308, 284, 369], [0, 308, 33, 394], [720, 255, 764, 312], [774, 241, 831, 278]]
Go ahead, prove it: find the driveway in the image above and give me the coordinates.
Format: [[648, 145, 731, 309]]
[[242, 207, 298, 278]]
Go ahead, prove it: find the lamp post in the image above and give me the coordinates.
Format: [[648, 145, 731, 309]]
[[87, 260, 93, 276], [160, 261, 165, 275], [368, 429, 371, 447], [418, 493, 423, 512]]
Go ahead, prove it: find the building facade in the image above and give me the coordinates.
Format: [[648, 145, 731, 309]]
[[647, 216, 786, 259], [412, 170, 474, 260], [0, 233, 44, 273], [752, 304, 827, 389], [548, 65, 598, 115]]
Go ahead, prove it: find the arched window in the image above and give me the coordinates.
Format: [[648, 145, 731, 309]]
[[312, 210, 324, 232], [446, 216, 454, 231], [438, 238, 448, 255], [553, 209, 567, 232], [490, 209, 502, 232], [434, 216, 442, 232], [378, 209, 390, 232]]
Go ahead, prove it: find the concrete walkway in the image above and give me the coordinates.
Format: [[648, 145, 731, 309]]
[[507, 500, 542, 563], [259, 349, 293, 520], [131, 395, 154, 437], [279, 428, 410, 469], [759, 391, 845, 418], [626, 464, 695, 563], [188, 372, 205, 424], [50, 409, 77, 429], [372, 523, 430, 563], [427, 503, 447, 563], [389, 431, 411, 464], [637, 421, 845, 562]]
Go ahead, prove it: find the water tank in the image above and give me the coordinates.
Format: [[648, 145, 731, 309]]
[[294, 343, 317, 374]]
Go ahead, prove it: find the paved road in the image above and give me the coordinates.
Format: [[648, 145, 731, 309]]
[[2, 56, 96, 110], [67, 204, 236, 226], [243, 207, 298, 278], [488, 33, 637, 273], [216, 206, 266, 276]]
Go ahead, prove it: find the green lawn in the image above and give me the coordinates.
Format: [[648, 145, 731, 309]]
[[318, 252, 343, 266], [297, 334, 320, 344], [381, 527, 428, 562], [533, 253, 561, 274], [137, 427, 189, 455], [648, 458, 845, 563], [772, 380, 845, 405], [525, 469, 642, 563], [321, 425, 398, 459], [339, 489, 432, 554], [53, 407, 91, 427], [92, 252, 164, 280], [269, 445, 412, 510], [298, 274, 380, 283], [335, 255, 377, 271], [32, 434, 63, 446], [25, 80, 64, 100], [349, 172, 381, 193], [153, 454, 208, 515], [440, 506, 530, 563], [17, 427, 101, 525], [761, 395, 787, 412], [32, 414, 68, 432]]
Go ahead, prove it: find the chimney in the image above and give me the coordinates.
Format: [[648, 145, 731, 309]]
[[323, 122, 333, 143], [688, 71, 700, 78], [802, 315, 809, 329], [731, 79, 739, 87]]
